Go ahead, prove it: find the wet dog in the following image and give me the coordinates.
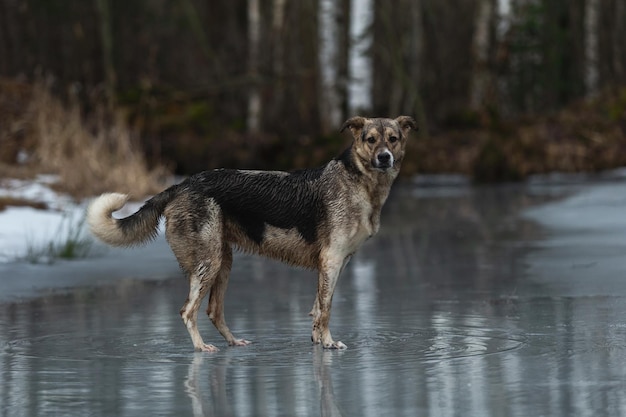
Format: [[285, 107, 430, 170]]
[[87, 116, 417, 352]]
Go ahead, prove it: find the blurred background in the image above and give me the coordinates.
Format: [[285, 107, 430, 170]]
[[1, 0, 626, 196]]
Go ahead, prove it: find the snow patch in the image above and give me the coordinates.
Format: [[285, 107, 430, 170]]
[[0, 177, 148, 263]]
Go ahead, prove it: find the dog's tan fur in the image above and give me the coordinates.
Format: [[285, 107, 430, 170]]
[[87, 116, 416, 352]]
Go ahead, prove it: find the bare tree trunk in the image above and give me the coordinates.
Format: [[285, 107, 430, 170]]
[[337, 0, 350, 121], [372, 0, 427, 133], [348, 0, 373, 114], [613, 0, 625, 82], [406, 0, 428, 136], [263, 0, 321, 137], [247, 0, 261, 133], [95, 0, 116, 107], [469, 0, 494, 111], [319, 0, 350, 128], [375, 0, 402, 117], [0, 1, 11, 74], [264, 0, 286, 128], [493, 0, 512, 115], [272, 0, 286, 76], [318, 0, 342, 132], [542, 0, 563, 111], [597, 0, 616, 87], [584, 0, 599, 97]]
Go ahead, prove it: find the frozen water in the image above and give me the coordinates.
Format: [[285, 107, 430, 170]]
[[2, 179, 626, 416]]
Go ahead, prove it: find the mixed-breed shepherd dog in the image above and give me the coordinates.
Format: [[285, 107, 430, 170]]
[[88, 116, 417, 352]]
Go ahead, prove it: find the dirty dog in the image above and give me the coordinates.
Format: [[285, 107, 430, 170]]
[[87, 116, 417, 352]]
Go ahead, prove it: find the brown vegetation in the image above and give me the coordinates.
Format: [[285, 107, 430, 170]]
[[0, 78, 170, 199], [1, 80, 625, 193], [0, 196, 47, 212], [411, 86, 626, 182]]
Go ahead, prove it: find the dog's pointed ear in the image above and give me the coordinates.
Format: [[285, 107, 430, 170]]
[[340, 116, 367, 139], [395, 116, 418, 137]]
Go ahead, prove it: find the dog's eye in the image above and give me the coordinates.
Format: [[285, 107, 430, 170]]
[[366, 136, 376, 144], [389, 136, 398, 143]]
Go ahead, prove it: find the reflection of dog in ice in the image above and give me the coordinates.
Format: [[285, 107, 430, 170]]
[[184, 350, 344, 416], [185, 354, 234, 417], [313, 347, 344, 417]]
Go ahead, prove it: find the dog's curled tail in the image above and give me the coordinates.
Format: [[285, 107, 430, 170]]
[[87, 189, 175, 247]]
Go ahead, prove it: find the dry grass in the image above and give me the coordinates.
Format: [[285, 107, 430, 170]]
[[0, 196, 47, 212], [28, 83, 170, 198], [0, 78, 170, 199]]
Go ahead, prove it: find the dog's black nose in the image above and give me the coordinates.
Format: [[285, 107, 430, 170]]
[[377, 152, 391, 164]]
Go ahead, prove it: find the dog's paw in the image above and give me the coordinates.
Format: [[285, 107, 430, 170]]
[[323, 340, 347, 350], [229, 338, 251, 347], [311, 329, 321, 344], [197, 343, 219, 353]]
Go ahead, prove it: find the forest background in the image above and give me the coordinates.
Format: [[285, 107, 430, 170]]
[[1, 0, 626, 197]]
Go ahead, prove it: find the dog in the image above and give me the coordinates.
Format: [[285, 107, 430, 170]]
[[87, 116, 417, 352]]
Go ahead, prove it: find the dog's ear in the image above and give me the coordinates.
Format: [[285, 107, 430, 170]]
[[340, 116, 367, 139], [395, 116, 418, 136]]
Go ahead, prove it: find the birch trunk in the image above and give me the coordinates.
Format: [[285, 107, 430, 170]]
[[318, 0, 342, 132], [247, 0, 261, 133], [348, 0, 373, 114]]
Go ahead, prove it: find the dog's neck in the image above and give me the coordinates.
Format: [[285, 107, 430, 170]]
[[370, 169, 398, 206]]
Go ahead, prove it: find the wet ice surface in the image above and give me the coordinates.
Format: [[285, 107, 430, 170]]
[[2, 179, 626, 416]]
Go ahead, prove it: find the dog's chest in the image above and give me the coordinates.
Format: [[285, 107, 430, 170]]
[[337, 189, 381, 252]]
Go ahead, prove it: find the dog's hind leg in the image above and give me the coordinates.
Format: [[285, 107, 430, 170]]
[[311, 253, 351, 349], [169, 199, 228, 352], [207, 244, 251, 347], [180, 260, 222, 352]]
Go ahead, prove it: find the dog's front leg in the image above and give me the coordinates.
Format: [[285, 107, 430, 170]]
[[311, 254, 351, 349], [309, 255, 352, 318]]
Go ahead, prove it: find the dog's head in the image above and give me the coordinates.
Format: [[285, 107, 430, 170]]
[[341, 116, 417, 173]]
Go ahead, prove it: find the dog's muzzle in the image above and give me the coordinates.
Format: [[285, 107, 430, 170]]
[[373, 150, 394, 170]]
